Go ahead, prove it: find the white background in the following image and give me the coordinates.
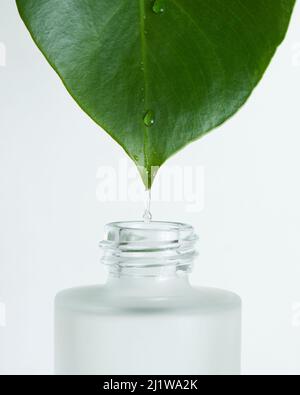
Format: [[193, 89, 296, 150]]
[[1, 0, 300, 375]]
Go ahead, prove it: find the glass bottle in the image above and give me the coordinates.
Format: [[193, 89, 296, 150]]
[[55, 221, 242, 375]]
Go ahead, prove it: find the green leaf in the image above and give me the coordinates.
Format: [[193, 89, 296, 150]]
[[16, 0, 295, 188]]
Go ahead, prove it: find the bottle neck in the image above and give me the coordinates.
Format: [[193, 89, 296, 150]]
[[106, 271, 192, 297], [107, 263, 191, 284], [100, 221, 198, 285], [106, 258, 193, 278]]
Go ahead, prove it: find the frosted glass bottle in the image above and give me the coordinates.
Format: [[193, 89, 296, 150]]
[[55, 222, 241, 375]]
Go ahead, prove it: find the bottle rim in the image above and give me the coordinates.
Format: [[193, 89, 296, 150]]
[[100, 221, 198, 275]]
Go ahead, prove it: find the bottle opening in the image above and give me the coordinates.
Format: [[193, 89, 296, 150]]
[[100, 221, 198, 277]]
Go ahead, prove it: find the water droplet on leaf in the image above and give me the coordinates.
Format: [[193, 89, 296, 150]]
[[153, 0, 165, 14], [143, 110, 155, 127]]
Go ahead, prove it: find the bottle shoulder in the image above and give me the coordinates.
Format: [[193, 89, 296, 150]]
[[55, 284, 241, 316]]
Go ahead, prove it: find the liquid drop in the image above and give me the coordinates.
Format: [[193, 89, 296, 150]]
[[153, 0, 165, 14], [143, 189, 152, 224], [143, 110, 155, 127]]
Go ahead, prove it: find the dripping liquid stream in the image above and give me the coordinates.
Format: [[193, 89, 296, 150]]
[[143, 189, 152, 223]]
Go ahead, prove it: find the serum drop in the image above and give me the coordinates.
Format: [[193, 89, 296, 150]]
[[143, 189, 152, 223]]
